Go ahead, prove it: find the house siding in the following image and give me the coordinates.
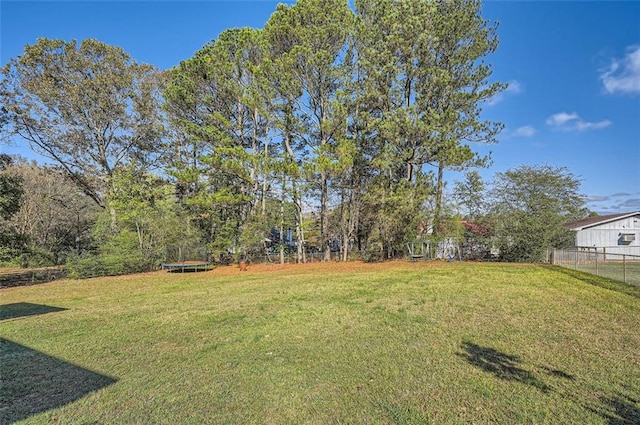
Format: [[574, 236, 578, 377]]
[[575, 214, 640, 256]]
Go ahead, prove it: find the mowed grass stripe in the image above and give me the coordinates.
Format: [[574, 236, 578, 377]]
[[1, 262, 639, 424]]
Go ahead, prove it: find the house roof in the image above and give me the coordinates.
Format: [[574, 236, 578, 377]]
[[564, 211, 640, 230]]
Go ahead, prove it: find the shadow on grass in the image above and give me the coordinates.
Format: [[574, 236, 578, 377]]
[[586, 392, 640, 425], [0, 338, 117, 424], [459, 342, 639, 422], [0, 302, 68, 321], [540, 366, 575, 381], [457, 342, 551, 392], [543, 266, 640, 299]]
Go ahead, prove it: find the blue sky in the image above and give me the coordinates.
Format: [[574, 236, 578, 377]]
[[1, 0, 639, 214]]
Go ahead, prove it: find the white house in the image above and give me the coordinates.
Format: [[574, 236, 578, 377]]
[[564, 211, 640, 256]]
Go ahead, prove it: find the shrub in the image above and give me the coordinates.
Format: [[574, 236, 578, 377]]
[[20, 248, 56, 268], [361, 244, 383, 263], [66, 254, 109, 279], [66, 251, 147, 279]]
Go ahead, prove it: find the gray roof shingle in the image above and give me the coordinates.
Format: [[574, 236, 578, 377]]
[[564, 211, 640, 230]]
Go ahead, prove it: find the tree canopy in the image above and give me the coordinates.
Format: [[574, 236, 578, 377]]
[[0, 38, 166, 207], [1, 0, 591, 273], [490, 164, 588, 262]]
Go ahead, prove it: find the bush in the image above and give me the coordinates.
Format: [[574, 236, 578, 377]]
[[361, 244, 383, 263], [0, 231, 28, 266], [66, 252, 147, 279], [66, 254, 108, 279], [20, 248, 56, 268]]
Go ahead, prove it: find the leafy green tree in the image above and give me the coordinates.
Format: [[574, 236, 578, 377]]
[[163, 29, 270, 260], [452, 171, 494, 259], [265, 0, 354, 260], [420, 0, 505, 236], [355, 0, 435, 183], [104, 165, 198, 269], [0, 155, 23, 220], [0, 155, 26, 264], [352, 0, 433, 259], [260, 60, 308, 263], [353, 0, 504, 252], [490, 164, 588, 262], [360, 175, 432, 260], [454, 170, 486, 220], [0, 38, 166, 207]]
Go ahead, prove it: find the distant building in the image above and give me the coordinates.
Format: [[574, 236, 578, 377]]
[[564, 211, 640, 256]]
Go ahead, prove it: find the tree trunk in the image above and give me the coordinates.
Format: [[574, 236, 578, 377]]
[[280, 175, 286, 265], [109, 206, 117, 232], [340, 187, 349, 262], [294, 196, 305, 263], [261, 127, 269, 216], [321, 172, 330, 261], [433, 161, 445, 238]]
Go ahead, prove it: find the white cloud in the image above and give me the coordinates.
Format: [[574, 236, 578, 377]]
[[511, 125, 536, 137], [505, 80, 522, 94], [600, 45, 640, 95], [618, 198, 640, 208], [546, 112, 579, 127], [546, 111, 611, 132], [583, 195, 609, 202], [584, 192, 640, 214], [574, 119, 612, 131], [486, 80, 522, 105]]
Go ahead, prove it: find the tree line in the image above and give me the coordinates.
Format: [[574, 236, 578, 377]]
[[0, 0, 587, 275]]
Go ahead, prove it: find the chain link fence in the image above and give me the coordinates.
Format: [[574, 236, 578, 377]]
[[0, 266, 69, 288], [247, 251, 348, 264], [551, 249, 640, 286]]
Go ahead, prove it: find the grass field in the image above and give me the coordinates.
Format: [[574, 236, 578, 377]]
[[1, 261, 639, 424], [569, 262, 640, 287]]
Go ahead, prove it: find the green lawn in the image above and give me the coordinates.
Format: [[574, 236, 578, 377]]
[[570, 261, 640, 287], [1, 261, 639, 424]]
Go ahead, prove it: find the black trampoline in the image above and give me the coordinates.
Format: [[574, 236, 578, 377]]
[[161, 261, 214, 273]]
